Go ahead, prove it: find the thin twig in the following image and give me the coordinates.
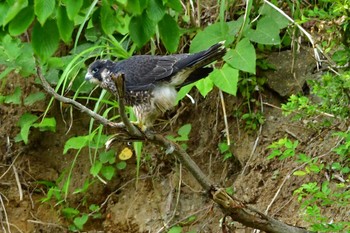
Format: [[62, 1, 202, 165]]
[[12, 166, 23, 201], [219, 90, 230, 145], [0, 194, 10, 233], [27, 220, 66, 230]]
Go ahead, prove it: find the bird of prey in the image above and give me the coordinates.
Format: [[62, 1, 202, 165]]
[[85, 41, 226, 131]]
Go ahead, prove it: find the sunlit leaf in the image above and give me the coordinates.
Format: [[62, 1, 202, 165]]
[[34, 0, 55, 25], [168, 226, 182, 233], [225, 38, 256, 74], [293, 170, 307, 176], [245, 16, 281, 45], [209, 64, 238, 95], [3, 0, 28, 26], [33, 117, 56, 132], [195, 78, 214, 97], [190, 22, 228, 53], [64, 135, 90, 154], [259, 4, 289, 29], [119, 147, 133, 160]]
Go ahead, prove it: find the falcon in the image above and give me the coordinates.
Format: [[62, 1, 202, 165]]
[[85, 41, 226, 131]]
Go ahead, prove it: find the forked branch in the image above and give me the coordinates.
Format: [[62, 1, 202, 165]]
[[36, 64, 310, 233]]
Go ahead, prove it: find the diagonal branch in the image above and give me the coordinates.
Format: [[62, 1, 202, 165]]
[[36, 63, 311, 233]]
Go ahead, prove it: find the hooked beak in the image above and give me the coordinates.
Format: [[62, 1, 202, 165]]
[[85, 72, 93, 81]]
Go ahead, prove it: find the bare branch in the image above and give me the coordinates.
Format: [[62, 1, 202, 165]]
[[36, 63, 311, 233]]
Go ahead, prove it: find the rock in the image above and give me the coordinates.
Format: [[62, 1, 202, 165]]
[[264, 47, 316, 97]]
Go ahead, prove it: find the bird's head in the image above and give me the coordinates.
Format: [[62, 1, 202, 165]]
[[85, 60, 117, 93], [85, 59, 114, 84]]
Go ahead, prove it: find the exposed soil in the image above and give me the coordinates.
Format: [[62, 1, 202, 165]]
[[0, 53, 348, 232]]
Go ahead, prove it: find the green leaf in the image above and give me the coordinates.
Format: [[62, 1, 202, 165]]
[[147, 0, 165, 22], [15, 43, 36, 77], [116, 161, 127, 170], [8, 5, 34, 36], [56, 6, 74, 43], [259, 4, 289, 29], [225, 38, 256, 74], [32, 19, 60, 61], [190, 22, 228, 53], [1, 35, 21, 62], [100, 0, 117, 35], [33, 117, 56, 132], [168, 226, 182, 233], [158, 14, 180, 52], [61, 207, 79, 219], [219, 142, 229, 153], [5, 87, 21, 104], [17, 113, 38, 144], [166, 0, 182, 12], [3, 0, 28, 26], [73, 214, 88, 230], [24, 92, 45, 106], [245, 16, 281, 45], [101, 165, 115, 180], [125, 0, 148, 15], [90, 161, 102, 177], [195, 78, 214, 97], [99, 150, 116, 164], [178, 124, 191, 139], [63, 135, 90, 154], [129, 11, 156, 48], [227, 16, 244, 39], [63, 0, 83, 20], [34, 0, 55, 25], [176, 83, 195, 103], [209, 64, 238, 95], [293, 170, 307, 176]]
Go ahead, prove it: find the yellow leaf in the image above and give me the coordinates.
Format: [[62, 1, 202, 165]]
[[119, 147, 133, 160]]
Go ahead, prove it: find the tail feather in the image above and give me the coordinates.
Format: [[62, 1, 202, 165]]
[[175, 41, 226, 70]]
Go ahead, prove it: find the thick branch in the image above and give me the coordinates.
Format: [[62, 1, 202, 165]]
[[36, 64, 311, 233]]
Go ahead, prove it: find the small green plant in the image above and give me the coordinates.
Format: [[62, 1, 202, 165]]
[[266, 131, 350, 232], [282, 71, 350, 122], [167, 123, 192, 150], [267, 137, 299, 160], [218, 142, 233, 161]]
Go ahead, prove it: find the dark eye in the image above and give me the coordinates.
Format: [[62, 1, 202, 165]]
[[92, 67, 99, 74]]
